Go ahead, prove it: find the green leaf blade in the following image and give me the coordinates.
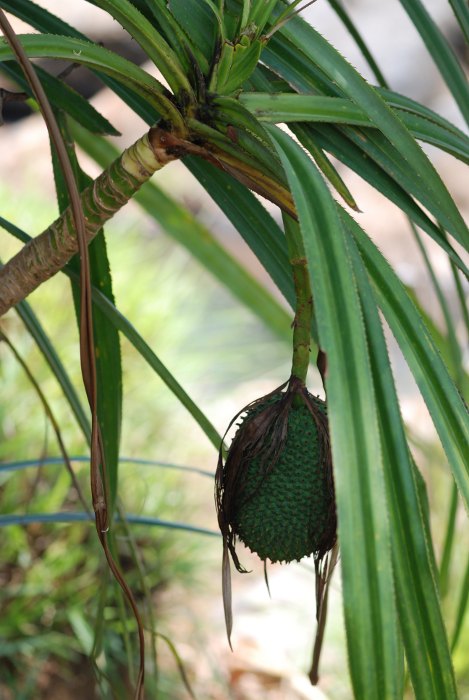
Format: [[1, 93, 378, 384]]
[[397, 0, 469, 125], [15, 299, 92, 443], [349, 237, 458, 700], [294, 123, 468, 277], [87, 0, 192, 96], [50, 113, 123, 511], [2, 61, 119, 136], [269, 125, 400, 699], [347, 215, 469, 513], [239, 92, 370, 125], [168, 0, 218, 61], [238, 92, 469, 164], [268, 14, 469, 248], [448, 0, 469, 44], [0, 34, 178, 121], [0, 216, 91, 442]]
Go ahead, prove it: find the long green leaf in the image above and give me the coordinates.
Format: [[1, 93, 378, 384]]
[[51, 112, 122, 510], [439, 484, 459, 598], [293, 123, 468, 277], [403, 288, 469, 399], [0, 512, 219, 537], [15, 299, 91, 442], [452, 263, 469, 343], [83, 232, 122, 509], [247, 73, 468, 269], [2, 61, 119, 135], [347, 126, 468, 254], [138, 0, 209, 74], [0, 0, 163, 125], [85, 0, 192, 96], [410, 225, 463, 382], [0, 217, 91, 442], [345, 214, 469, 512], [0, 34, 180, 122], [326, 0, 387, 86], [239, 92, 469, 164], [250, 0, 281, 33], [168, 0, 218, 61], [269, 125, 400, 699], [263, 33, 333, 95], [452, 557, 469, 651], [267, 14, 469, 248], [448, 0, 469, 44], [258, 42, 468, 274], [247, 71, 469, 139], [240, 92, 372, 124], [376, 88, 467, 137], [349, 236, 457, 699], [301, 135, 360, 210], [397, 0, 469, 125]]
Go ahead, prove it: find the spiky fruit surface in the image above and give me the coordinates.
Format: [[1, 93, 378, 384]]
[[232, 394, 334, 563]]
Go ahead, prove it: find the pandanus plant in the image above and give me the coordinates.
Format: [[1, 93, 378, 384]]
[[0, 0, 468, 698]]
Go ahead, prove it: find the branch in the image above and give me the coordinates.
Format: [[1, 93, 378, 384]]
[[0, 122, 297, 318], [0, 127, 183, 316]]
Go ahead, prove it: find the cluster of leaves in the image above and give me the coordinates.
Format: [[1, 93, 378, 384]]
[[0, 0, 468, 698]]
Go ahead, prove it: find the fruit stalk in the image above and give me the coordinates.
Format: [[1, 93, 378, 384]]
[[284, 215, 313, 388]]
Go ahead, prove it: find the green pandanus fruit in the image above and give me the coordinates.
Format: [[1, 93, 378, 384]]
[[216, 218, 337, 682], [233, 387, 334, 563], [215, 377, 336, 568], [215, 376, 337, 684]]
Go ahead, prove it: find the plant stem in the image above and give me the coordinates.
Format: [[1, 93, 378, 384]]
[[291, 261, 312, 382], [283, 214, 312, 388], [0, 121, 299, 318], [0, 127, 178, 316]]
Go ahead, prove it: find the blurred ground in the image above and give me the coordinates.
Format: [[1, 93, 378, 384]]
[[1, 2, 468, 699]]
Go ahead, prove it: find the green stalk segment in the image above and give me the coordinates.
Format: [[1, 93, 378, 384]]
[[284, 215, 312, 387], [0, 128, 177, 316], [291, 260, 312, 382]]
